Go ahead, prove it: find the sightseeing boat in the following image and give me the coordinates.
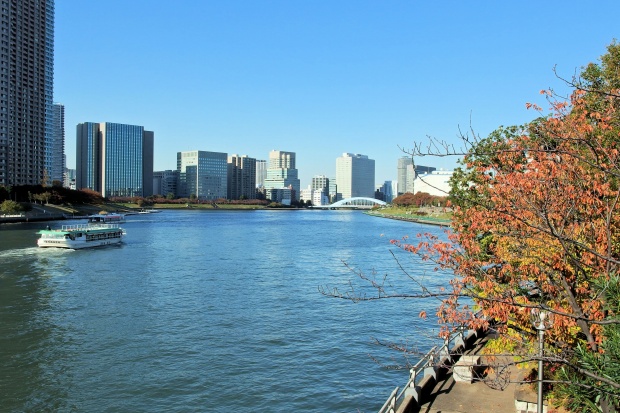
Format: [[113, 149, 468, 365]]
[[88, 213, 126, 224], [37, 223, 126, 249]]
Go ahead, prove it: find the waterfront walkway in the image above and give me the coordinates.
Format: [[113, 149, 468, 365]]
[[416, 365, 518, 413], [413, 330, 518, 413], [411, 331, 547, 413]]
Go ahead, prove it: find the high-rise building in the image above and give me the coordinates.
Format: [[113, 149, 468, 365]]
[[227, 154, 257, 200], [397, 157, 436, 195], [264, 150, 300, 201], [311, 175, 329, 196], [63, 167, 76, 189], [50, 103, 65, 184], [76, 122, 154, 197], [378, 180, 394, 202], [255, 159, 267, 189], [397, 156, 414, 195], [329, 177, 338, 202], [153, 170, 178, 197], [177, 150, 227, 200], [336, 153, 375, 199], [0, 0, 55, 186]]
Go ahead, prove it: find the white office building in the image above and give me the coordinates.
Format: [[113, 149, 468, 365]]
[[336, 153, 375, 199], [412, 170, 453, 197]]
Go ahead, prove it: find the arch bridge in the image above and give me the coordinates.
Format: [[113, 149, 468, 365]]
[[319, 197, 387, 210]]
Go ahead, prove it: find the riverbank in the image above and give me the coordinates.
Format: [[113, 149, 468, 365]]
[[0, 202, 136, 224], [366, 207, 452, 227]]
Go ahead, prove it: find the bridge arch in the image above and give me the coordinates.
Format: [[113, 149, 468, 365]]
[[328, 197, 387, 209]]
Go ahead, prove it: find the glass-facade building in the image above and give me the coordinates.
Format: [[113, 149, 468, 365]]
[[396, 156, 414, 196], [177, 150, 228, 200], [264, 150, 300, 201], [0, 0, 55, 185], [76, 122, 154, 198]]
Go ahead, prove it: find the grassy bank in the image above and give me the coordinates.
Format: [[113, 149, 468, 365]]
[[367, 206, 452, 226]]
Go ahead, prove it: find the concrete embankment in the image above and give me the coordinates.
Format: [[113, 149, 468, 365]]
[[365, 211, 451, 227], [0, 213, 66, 224]]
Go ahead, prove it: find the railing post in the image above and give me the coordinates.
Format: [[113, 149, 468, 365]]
[[423, 351, 437, 380]]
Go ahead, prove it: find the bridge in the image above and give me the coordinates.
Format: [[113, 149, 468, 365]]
[[314, 197, 387, 210]]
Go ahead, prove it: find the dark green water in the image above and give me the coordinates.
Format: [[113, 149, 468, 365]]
[[0, 210, 451, 412]]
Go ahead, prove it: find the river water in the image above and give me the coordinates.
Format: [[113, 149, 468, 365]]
[[0, 209, 452, 412]]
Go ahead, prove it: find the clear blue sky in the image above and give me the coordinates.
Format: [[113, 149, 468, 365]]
[[55, 1, 620, 188]]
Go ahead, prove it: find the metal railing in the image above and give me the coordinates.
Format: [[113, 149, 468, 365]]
[[377, 326, 476, 413], [60, 223, 120, 231]]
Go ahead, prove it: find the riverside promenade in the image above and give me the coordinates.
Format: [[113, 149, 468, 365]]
[[414, 357, 518, 413], [414, 330, 519, 413], [380, 327, 549, 413]]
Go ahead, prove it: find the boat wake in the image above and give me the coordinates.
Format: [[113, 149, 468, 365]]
[[0, 246, 73, 262]]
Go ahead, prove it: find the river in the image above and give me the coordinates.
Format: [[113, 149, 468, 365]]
[[0, 209, 453, 412]]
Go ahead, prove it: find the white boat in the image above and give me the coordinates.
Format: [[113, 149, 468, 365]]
[[88, 213, 125, 224], [137, 209, 161, 214], [37, 223, 126, 249]]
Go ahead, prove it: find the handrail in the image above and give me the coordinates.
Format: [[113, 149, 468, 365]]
[[60, 223, 121, 231], [377, 387, 399, 413], [377, 316, 484, 413]]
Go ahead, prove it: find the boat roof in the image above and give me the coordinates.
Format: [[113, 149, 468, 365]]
[[38, 224, 123, 234]]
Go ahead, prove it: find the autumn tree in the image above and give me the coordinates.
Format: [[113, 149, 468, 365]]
[[398, 43, 620, 410], [325, 42, 620, 411]]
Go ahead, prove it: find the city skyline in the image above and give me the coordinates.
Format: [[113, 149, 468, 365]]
[[54, 1, 620, 187]]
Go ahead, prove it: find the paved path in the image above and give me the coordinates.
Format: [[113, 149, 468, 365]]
[[416, 333, 520, 413], [417, 370, 518, 413]]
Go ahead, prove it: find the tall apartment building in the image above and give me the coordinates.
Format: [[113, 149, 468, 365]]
[[255, 159, 267, 189], [49, 103, 65, 184], [227, 154, 256, 200], [153, 170, 178, 197], [396, 156, 414, 195], [311, 175, 329, 196], [336, 153, 375, 199], [264, 150, 300, 201], [0, 0, 55, 186], [177, 150, 227, 200], [76, 122, 154, 197]]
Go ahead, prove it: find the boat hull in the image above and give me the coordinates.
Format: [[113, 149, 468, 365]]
[[37, 223, 125, 249], [37, 237, 123, 249]]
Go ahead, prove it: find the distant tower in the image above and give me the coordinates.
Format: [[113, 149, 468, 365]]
[[228, 154, 257, 200], [50, 103, 65, 184], [397, 156, 414, 195], [264, 150, 300, 201], [380, 180, 394, 202], [153, 170, 178, 197], [311, 175, 329, 196], [397, 157, 436, 195], [336, 153, 375, 199], [255, 159, 267, 188], [177, 150, 228, 200], [76, 122, 154, 197], [0, 0, 55, 185]]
